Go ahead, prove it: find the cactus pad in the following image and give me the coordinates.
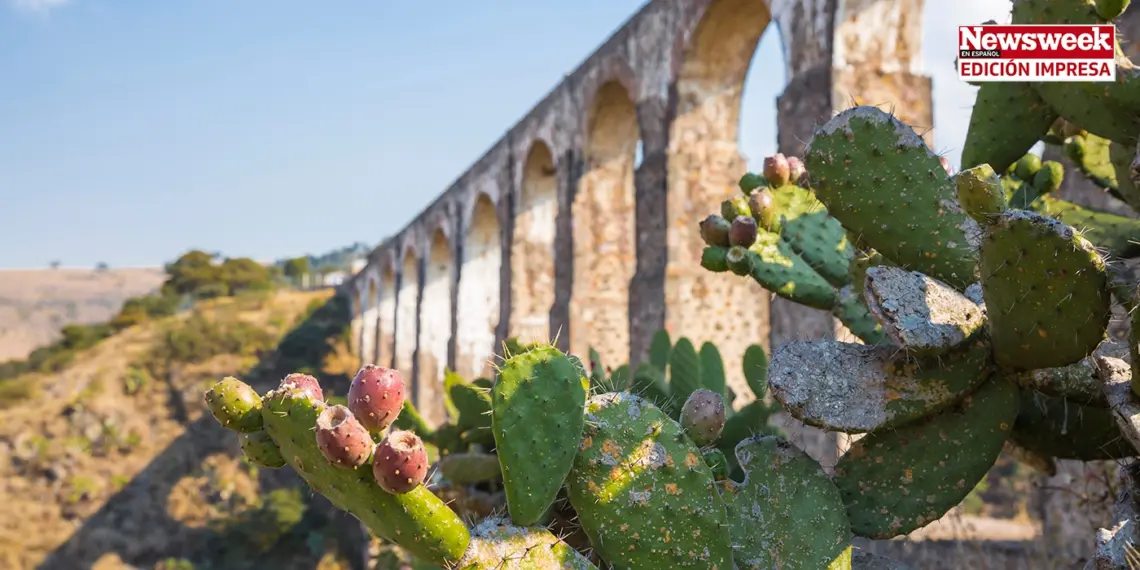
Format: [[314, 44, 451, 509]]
[[1010, 391, 1135, 460], [746, 229, 839, 309], [1029, 195, 1140, 259], [805, 105, 981, 289], [454, 516, 598, 570], [979, 209, 1110, 371], [719, 436, 853, 569], [768, 339, 992, 433], [490, 345, 589, 526], [767, 184, 855, 287], [832, 378, 1019, 539], [1012, 356, 1108, 407], [439, 452, 503, 484], [834, 285, 889, 346], [566, 392, 734, 568], [863, 266, 985, 354], [239, 430, 285, 468], [961, 82, 1059, 174]]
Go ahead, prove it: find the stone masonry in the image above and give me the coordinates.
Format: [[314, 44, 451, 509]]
[[345, 0, 931, 464]]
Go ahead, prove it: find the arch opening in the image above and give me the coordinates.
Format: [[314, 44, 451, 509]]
[[665, 0, 774, 406], [509, 141, 557, 346], [394, 249, 420, 384], [456, 194, 501, 380], [352, 287, 364, 359], [376, 264, 396, 368], [418, 229, 452, 425], [362, 277, 379, 364], [570, 79, 639, 367]]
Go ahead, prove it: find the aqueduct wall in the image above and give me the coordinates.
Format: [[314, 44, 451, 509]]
[[345, 0, 932, 455]]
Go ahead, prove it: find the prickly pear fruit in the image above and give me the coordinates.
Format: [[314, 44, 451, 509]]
[[567, 392, 734, 568], [764, 153, 791, 186], [315, 405, 374, 468], [979, 210, 1110, 371], [490, 345, 589, 526], [239, 430, 285, 468], [454, 516, 598, 570], [739, 172, 766, 193], [788, 155, 806, 183], [280, 372, 323, 401], [348, 364, 405, 432], [748, 188, 778, 231], [726, 245, 752, 275], [373, 430, 429, 494], [205, 377, 262, 433], [720, 436, 853, 569], [955, 164, 1007, 223], [680, 388, 726, 446], [721, 196, 751, 220], [259, 384, 470, 564], [863, 266, 985, 354], [699, 215, 731, 247], [833, 378, 1019, 539], [1032, 160, 1064, 194], [729, 215, 758, 246], [1014, 153, 1042, 181]]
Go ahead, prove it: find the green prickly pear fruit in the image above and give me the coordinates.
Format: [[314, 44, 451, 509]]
[[1032, 160, 1064, 194], [680, 388, 726, 446], [955, 164, 1007, 223], [787, 155, 806, 184], [1014, 153, 1042, 181], [348, 364, 405, 432], [1096, 0, 1130, 20], [239, 430, 285, 468], [567, 392, 735, 568], [491, 345, 588, 526], [205, 377, 262, 433], [739, 172, 767, 193], [748, 188, 778, 232], [315, 405, 374, 468], [373, 430, 429, 494], [699, 215, 732, 247], [721, 436, 853, 569], [454, 516, 598, 570], [280, 372, 323, 401], [726, 245, 752, 276], [764, 153, 791, 187], [702, 448, 729, 480], [722, 195, 752, 220], [729, 215, 758, 247]]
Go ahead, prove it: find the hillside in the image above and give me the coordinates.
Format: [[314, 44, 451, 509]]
[[0, 268, 167, 362], [0, 288, 366, 570]]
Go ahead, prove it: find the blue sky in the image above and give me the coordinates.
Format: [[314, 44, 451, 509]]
[[0, 0, 1001, 269]]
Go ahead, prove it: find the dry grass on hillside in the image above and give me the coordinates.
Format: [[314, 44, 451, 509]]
[[0, 268, 167, 362]]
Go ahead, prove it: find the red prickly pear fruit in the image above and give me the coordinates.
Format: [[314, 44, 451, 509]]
[[787, 156, 806, 184], [315, 405, 374, 468], [679, 389, 726, 447], [699, 215, 732, 247], [763, 153, 791, 187], [373, 430, 429, 494], [939, 156, 953, 176], [747, 189, 777, 232], [729, 216, 758, 247], [348, 364, 405, 432], [280, 373, 323, 401]]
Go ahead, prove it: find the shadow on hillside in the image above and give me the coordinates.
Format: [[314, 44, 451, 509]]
[[36, 292, 368, 570]]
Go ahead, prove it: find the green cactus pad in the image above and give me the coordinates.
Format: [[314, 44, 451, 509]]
[[260, 386, 470, 564], [668, 337, 702, 406], [630, 362, 672, 414], [567, 392, 735, 569], [205, 376, 263, 433], [439, 452, 503, 484], [699, 341, 727, 397], [1108, 141, 1140, 210], [961, 82, 1059, 174], [768, 184, 854, 287], [490, 345, 589, 526], [834, 285, 889, 346], [1065, 131, 1118, 192], [454, 516, 598, 570], [392, 398, 433, 440], [833, 377, 1019, 539], [741, 344, 768, 400], [1010, 391, 1135, 460], [768, 339, 992, 433], [239, 430, 286, 468], [717, 400, 782, 480], [1012, 356, 1108, 407], [447, 372, 492, 432], [954, 164, 1008, 223], [979, 210, 1110, 371], [720, 436, 853, 569], [1029, 195, 1140, 259], [804, 105, 981, 290], [648, 329, 672, 370], [741, 229, 839, 310], [863, 266, 985, 354]]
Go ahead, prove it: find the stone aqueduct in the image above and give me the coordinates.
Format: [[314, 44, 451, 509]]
[[345, 0, 931, 430]]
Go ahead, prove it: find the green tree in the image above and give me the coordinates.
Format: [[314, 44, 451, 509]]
[[163, 250, 221, 297], [220, 257, 272, 294]]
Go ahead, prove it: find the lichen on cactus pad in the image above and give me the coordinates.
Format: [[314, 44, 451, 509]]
[[804, 105, 981, 290], [259, 382, 470, 564], [566, 392, 734, 568], [863, 265, 985, 354], [719, 436, 853, 569], [453, 516, 598, 570], [768, 339, 992, 433], [490, 344, 589, 526], [832, 378, 1019, 539], [979, 209, 1110, 371]]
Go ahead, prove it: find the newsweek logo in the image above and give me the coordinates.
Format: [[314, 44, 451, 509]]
[[958, 24, 1115, 82]]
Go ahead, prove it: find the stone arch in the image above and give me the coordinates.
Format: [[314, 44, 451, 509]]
[[509, 140, 557, 345], [456, 193, 501, 380], [570, 79, 639, 368], [376, 261, 397, 368], [394, 247, 420, 381], [352, 285, 364, 359], [666, 0, 774, 405], [362, 276, 379, 363], [417, 227, 452, 425]]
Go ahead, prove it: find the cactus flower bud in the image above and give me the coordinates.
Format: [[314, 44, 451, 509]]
[[680, 389, 726, 447], [763, 154, 791, 187], [373, 430, 429, 494], [315, 405, 375, 468], [348, 364, 405, 432], [699, 215, 732, 247], [729, 216, 758, 247]]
